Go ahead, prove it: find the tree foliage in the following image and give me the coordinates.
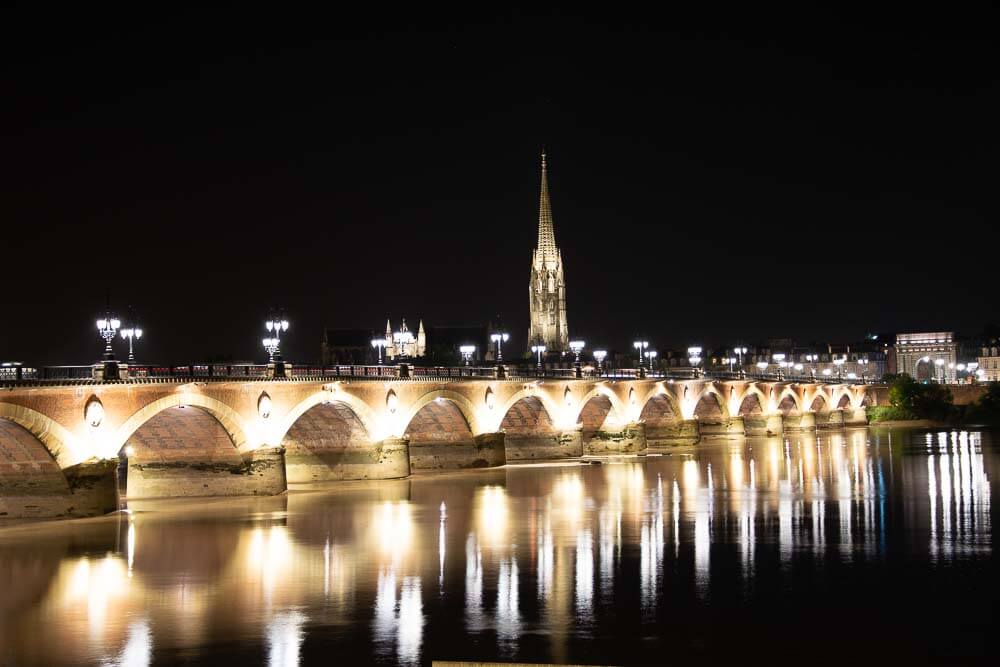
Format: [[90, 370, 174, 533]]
[[964, 382, 1000, 425], [869, 374, 954, 422]]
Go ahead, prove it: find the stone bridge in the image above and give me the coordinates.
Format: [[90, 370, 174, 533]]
[[0, 376, 876, 518]]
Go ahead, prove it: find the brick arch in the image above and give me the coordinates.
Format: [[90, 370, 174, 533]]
[[639, 393, 680, 425], [737, 392, 763, 416], [572, 387, 628, 428], [495, 388, 562, 433], [777, 394, 800, 416], [500, 396, 557, 435], [112, 393, 250, 456], [125, 406, 242, 465], [809, 394, 828, 412], [280, 401, 376, 483], [401, 390, 481, 438], [579, 395, 622, 435], [404, 397, 475, 446], [693, 391, 726, 421], [837, 394, 852, 409], [277, 389, 378, 445], [0, 402, 84, 469], [0, 419, 70, 493]]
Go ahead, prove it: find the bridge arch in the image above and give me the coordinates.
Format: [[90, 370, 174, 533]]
[[0, 418, 71, 493], [736, 391, 765, 416], [112, 393, 251, 457], [692, 386, 729, 421], [0, 402, 85, 469], [776, 390, 801, 416], [639, 391, 682, 425], [277, 389, 378, 445], [495, 388, 563, 433], [572, 387, 628, 428], [401, 390, 482, 438], [808, 394, 828, 412]]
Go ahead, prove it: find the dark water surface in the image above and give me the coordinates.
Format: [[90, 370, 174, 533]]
[[1, 427, 996, 666]]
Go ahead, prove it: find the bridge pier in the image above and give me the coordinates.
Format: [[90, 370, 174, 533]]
[[285, 437, 410, 483], [819, 410, 846, 429], [645, 419, 700, 446], [124, 446, 287, 500], [746, 414, 784, 436], [0, 459, 119, 519], [409, 432, 507, 470], [783, 412, 817, 432], [846, 408, 868, 427], [504, 427, 583, 461], [584, 421, 647, 455], [698, 417, 745, 438]]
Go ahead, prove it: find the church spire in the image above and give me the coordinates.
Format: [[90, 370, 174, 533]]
[[536, 149, 557, 258]]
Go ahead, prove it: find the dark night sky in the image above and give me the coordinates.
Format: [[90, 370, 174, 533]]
[[1, 7, 997, 365]]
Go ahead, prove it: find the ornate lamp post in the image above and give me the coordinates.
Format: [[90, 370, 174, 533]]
[[772, 353, 786, 381], [97, 311, 121, 361], [531, 344, 546, 375], [687, 346, 702, 378], [593, 350, 607, 376], [756, 360, 769, 377], [858, 358, 869, 383], [805, 354, 817, 380], [645, 350, 658, 376], [633, 340, 649, 368], [393, 328, 415, 360], [490, 332, 510, 362], [263, 311, 289, 362], [460, 345, 476, 366], [833, 356, 846, 381], [569, 340, 585, 378], [371, 337, 388, 364], [119, 319, 143, 364]]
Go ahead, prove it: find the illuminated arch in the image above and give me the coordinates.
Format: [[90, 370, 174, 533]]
[[495, 388, 563, 432], [112, 393, 250, 457], [572, 386, 629, 427], [692, 385, 730, 420], [776, 387, 802, 414], [277, 389, 378, 445], [735, 385, 768, 416], [638, 388, 683, 424], [401, 390, 482, 437], [0, 402, 85, 469]]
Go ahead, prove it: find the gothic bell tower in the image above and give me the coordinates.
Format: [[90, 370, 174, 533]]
[[527, 150, 569, 352]]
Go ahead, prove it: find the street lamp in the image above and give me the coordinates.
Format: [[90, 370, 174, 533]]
[[688, 346, 702, 378], [490, 332, 510, 362], [96, 311, 121, 361], [570, 340, 586, 364], [805, 354, 818, 380], [968, 362, 979, 383], [833, 356, 845, 381], [645, 350, 658, 375], [459, 345, 476, 366], [633, 340, 649, 368], [858, 358, 869, 383], [119, 316, 143, 364], [773, 353, 786, 381], [263, 311, 289, 362], [593, 350, 607, 376], [371, 337, 388, 364], [794, 363, 804, 377], [531, 344, 547, 373], [756, 360, 769, 377]]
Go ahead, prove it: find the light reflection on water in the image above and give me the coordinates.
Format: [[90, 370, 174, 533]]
[[0, 427, 996, 665]]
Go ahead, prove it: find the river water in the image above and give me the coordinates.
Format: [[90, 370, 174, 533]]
[[0, 427, 996, 666]]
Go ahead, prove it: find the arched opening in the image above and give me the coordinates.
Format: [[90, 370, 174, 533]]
[[737, 394, 763, 416], [809, 395, 827, 412], [405, 398, 479, 469], [121, 406, 244, 499], [282, 401, 391, 482], [0, 419, 68, 496], [693, 393, 724, 422], [500, 397, 562, 460], [777, 395, 799, 416], [914, 358, 935, 382], [837, 394, 852, 410], [640, 394, 680, 425], [861, 393, 874, 407], [579, 394, 622, 436]]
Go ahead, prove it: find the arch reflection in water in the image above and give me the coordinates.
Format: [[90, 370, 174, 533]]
[[267, 610, 306, 667], [925, 430, 992, 562]]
